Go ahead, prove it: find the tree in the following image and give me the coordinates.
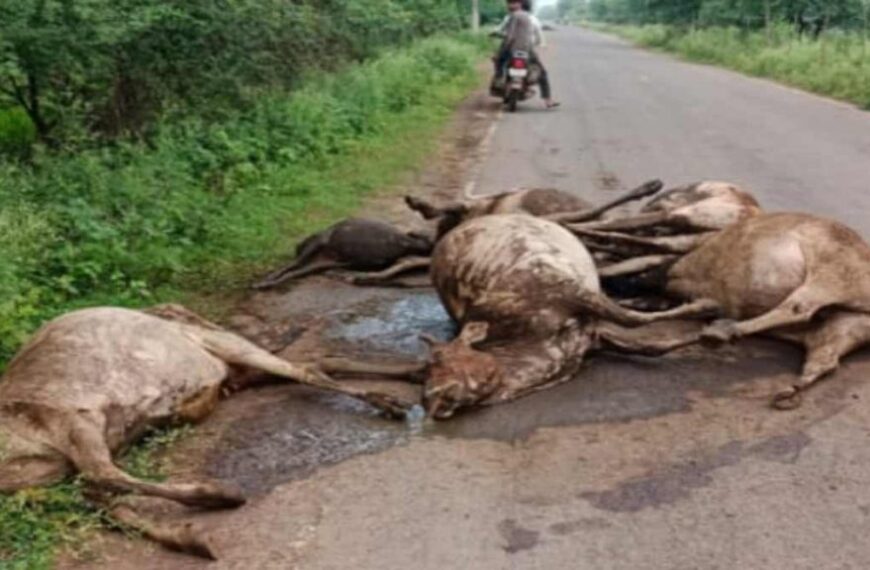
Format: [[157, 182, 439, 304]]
[[558, 0, 587, 21], [0, 0, 466, 147]]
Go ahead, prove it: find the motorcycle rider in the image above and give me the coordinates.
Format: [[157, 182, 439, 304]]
[[492, 0, 559, 109]]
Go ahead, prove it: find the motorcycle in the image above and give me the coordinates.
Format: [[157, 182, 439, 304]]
[[491, 50, 542, 112]]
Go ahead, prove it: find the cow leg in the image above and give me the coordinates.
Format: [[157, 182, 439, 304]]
[[598, 255, 679, 279], [68, 416, 246, 509], [576, 291, 720, 327], [547, 180, 664, 224], [701, 287, 829, 345], [252, 234, 326, 289], [578, 229, 713, 254], [405, 196, 465, 220], [199, 329, 413, 417], [253, 259, 347, 290], [106, 500, 218, 559], [772, 312, 870, 410], [319, 356, 427, 382], [347, 256, 431, 285], [595, 321, 703, 356], [566, 211, 671, 233]]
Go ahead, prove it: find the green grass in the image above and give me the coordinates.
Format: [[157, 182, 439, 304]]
[[0, 34, 487, 367], [0, 34, 487, 569], [591, 23, 870, 109], [0, 108, 35, 160], [0, 427, 190, 570]]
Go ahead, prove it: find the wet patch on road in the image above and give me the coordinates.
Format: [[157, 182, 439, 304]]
[[430, 339, 804, 442], [580, 432, 812, 513], [195, 283, 849, 498], [202, 385, 414, 495], [497, 519, 540, 554]]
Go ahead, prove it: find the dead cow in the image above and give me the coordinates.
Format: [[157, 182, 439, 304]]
[[336, 215, 720, 419], [610, 213, 870, 409], [575, 181, 763, 279], [253, 218, 433, 289], [407, 180, 665, 240], [0, 305, 408, 557], [339, 181, 667, 288]]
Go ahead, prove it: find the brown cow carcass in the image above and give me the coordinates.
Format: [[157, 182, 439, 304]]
[[408, 180, 665, 240], [0, 305, 408, 557], [568, 181, 763, 279], [417, 215, 719, 418], [622, 213, 870, 409]]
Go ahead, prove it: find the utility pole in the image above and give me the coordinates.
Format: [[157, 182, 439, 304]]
[[472, 0, 481, 32]]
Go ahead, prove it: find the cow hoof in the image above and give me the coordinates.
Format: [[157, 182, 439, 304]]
[[700, 319, 739, 347], [197, 482, 247, 509], [175, 523, 219, 560], [771, 388, 803, 411]]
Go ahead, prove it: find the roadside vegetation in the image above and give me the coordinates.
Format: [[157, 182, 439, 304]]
[[0, 1, 491, 567], [555, 0, 870, 108], [0, 1, 488, 369]]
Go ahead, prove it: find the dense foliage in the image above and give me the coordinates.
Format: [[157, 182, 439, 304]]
[[0, 34, 484, 368], [580, 0, 870, 34], [575, 0, 870, 108], [600, 23, 870, 107], [0, 0, 486, 368], [0, 0, 470, 147]]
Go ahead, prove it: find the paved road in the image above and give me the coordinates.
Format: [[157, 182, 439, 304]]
[[476, 27, 870, 235], [75, 28, 870, 570]]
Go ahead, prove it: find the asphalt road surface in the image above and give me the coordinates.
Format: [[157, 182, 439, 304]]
[[76, 27, 870, 570], [476, 26, 870, 236]]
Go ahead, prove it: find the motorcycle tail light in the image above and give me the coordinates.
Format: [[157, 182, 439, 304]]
[[512, 59, 527, 69]]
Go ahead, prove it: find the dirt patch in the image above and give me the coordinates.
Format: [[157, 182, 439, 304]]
[[497, 519, 541, 554]]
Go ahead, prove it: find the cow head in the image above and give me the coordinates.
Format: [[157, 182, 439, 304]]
[[422, 322, 503, 419]]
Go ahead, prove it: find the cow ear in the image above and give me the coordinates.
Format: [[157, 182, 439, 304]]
[[459, 322, 489, 347]]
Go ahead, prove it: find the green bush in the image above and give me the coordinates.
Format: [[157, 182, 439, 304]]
[[601, 24, 870, 109], [0, 35, 484, 368], [0, 108, 35, 159], [0, 0, 466, 145]]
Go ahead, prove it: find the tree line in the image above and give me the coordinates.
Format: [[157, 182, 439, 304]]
[[558, 0, 870, 35], [0, 0, 473, 149]]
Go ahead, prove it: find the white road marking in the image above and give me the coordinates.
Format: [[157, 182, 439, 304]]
[[464, 108, 503, 199]]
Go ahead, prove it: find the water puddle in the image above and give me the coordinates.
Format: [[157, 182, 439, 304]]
[[205, 387, 414, 495], [326, 292, 456, 355], [208, 292, 452, 493]]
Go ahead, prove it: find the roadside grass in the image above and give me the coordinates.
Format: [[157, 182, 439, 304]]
[[590, 23, 870, 109], [0, 426, 191, 570], [0, 34, 487, 569], [0, 34, 488, 367], [0, 108, 35, 160]]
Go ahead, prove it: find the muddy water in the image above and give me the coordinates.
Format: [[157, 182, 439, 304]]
[[326, 292, 456, 356], [205, 290, 452, 494], [204, 289, 839, 496], [203, 385, 412, 494]]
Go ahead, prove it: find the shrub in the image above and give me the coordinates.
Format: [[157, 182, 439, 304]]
[[0, 108, 36, 159], [601, 24, 870, 109], [0, 35, 485, 368]]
